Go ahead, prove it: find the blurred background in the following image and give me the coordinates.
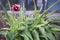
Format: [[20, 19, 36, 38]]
[[0, 0, 42, 10]]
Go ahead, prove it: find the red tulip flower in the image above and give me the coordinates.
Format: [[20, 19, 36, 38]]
[[12, 4, 20, 11]]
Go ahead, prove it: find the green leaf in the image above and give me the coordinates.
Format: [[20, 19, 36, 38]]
[[39, 27, 48, 40], [32, 30, 40, 40], [47, 33, 56, 40], [47, 9, 60, 16], [24, 30, 33, 40], [47, 16, 60, 22], [21, 34, 30, 40], [18, 6, 26, 26], [8, 0, 11, 11]]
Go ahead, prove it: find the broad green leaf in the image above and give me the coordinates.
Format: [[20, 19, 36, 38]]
[[24, 30, 33, 40], [21, 34, 30, 40], [39, 26, 48, 40], [47, 33, 56, 40], [32, 30, 40, 40]]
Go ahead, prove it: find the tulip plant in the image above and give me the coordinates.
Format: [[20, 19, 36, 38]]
[[0, 0, 60, 40]]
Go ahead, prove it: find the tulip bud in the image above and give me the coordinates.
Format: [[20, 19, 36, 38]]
[[12, 4, 20, 11]]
